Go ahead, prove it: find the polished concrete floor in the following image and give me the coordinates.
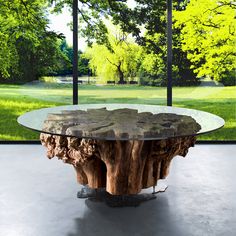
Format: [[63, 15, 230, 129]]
[[0, 144, 235, 236]]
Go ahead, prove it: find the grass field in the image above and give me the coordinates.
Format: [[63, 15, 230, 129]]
[[0, 82, 235, 140]]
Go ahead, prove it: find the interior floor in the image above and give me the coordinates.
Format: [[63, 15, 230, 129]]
[[0, 144, 235, 236]]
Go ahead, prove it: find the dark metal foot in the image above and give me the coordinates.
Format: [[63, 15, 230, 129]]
[[77, 184, 168, 207]]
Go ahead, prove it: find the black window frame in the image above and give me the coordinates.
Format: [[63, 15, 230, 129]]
[[0, 0, 235, 144]]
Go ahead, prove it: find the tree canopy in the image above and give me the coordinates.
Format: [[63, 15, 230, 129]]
[[49, 0, 132, 47], [1, 0, 235, 85], [85, 24, 142, 83], [174, 0, 236, 84], [0, 0, 67, 81]]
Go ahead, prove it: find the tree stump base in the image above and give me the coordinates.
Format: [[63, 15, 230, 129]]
[[40, 134, 196, 195]]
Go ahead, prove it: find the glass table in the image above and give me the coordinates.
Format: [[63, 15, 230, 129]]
[[18, 104, 224, 205]]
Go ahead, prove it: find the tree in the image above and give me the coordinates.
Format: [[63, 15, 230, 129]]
[[85, 26, 142, 83], [138, 33, 166, 86], [0, 0, 66, 81], [54, 40, 89, 76], [174, 0, 236, 85], [49, 1, 194, 86], [49, 0, 132, 47], [48, 0, 208, 87], [99, 0, 196, 86], [0, 0, 46, 78]]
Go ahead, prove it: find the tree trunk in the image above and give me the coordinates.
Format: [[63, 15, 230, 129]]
[[117, 64, 125, 84]]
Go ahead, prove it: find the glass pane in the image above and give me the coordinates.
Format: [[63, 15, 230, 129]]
[[0, 3, 72, 141], [0, 1, 168, 141], [172, 0, 236, 140], [76, 1, 167, 107]]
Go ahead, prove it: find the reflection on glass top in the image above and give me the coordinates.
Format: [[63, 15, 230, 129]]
[[17, 104, 224, 140]]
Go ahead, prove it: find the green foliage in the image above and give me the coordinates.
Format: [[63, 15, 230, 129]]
[[85, 25, 142, 83], [49, 0, 130, 47], [126, 1, 168, 86], [48, 0, 202, 86], [1, 0, 234, 86], [139, 50, 166, 86], [0, 0, 68, 81], [112, 0, 198, 86], [13, 35, 68, 81], [0, 0, 47, 78], [174, 0, 236, 85], [53, 40, 89, 76], [51, 39, 73, 76]]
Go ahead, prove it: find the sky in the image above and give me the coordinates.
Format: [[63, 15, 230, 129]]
[[48, 0, 136, 51], [48, 7, 79, 48]]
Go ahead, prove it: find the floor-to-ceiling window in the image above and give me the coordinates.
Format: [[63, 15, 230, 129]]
[[172, 0, 235, 140], [0, 0, 234, 141]]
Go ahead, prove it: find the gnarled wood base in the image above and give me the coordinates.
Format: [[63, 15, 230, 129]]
[[40, 134, 196, 195]]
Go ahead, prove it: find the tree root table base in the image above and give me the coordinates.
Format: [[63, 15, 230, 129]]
[[40, 134, 196, 197]]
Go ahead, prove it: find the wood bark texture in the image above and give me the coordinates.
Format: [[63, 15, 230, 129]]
[[40, 134, 196, 195]]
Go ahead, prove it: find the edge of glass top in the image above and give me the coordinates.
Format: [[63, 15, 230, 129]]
[[17, 104, 225, 140]]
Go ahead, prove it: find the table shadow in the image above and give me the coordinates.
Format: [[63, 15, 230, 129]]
[[67, 195, 190, 236]]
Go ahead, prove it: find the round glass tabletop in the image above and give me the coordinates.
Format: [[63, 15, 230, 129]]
[[17, 104, 224, 140]]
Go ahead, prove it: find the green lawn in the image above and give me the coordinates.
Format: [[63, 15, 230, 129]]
[[0, 83, 235, 140]]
